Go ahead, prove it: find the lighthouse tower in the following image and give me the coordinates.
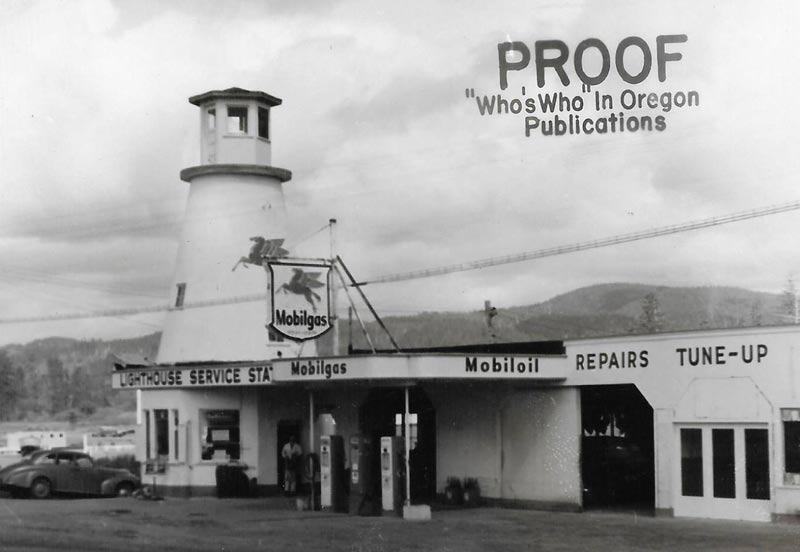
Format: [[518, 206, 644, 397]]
[[157, 88, 308, 363]]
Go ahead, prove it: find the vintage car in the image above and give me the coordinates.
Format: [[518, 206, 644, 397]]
[[0, 449, 140, 498]]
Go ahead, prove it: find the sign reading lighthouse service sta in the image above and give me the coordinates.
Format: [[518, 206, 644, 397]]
[[268, 261, 332, 341]]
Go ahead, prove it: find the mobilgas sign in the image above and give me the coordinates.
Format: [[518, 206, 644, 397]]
[[268, 261, 332, 341]]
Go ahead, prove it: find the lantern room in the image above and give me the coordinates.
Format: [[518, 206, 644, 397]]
[[189, 87, 282, 166]]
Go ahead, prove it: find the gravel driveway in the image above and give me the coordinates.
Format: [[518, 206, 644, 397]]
[[2, 495, 800, 551]]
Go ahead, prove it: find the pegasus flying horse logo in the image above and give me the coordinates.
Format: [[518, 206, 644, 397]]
[[279, 269, 325, 312], [232, 237, 289, 271], [269, 261, 332, 341]]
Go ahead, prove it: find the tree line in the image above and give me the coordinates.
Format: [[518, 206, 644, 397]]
[[0, 351, 130, 422]]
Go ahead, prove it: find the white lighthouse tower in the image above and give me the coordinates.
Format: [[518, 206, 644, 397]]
[[157, 88, 308, 363]]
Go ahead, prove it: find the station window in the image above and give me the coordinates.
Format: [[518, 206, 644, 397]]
[[745, 428, 770, 500], [395, 412, 418, 449], [144, 409, 151, 459], [173, 409, 180, 461], [175, 283, 186, 308], [207, 108, 216, 130], [258, 107, 269, 139], [200, 409, 240, 461], [783, 410, 800, 482], [227, 106, 248, 134], [680, 428, 703, 497], [712, 428, 735, 498], [154, 409, 169, 457], [268, 327, 284, 342]]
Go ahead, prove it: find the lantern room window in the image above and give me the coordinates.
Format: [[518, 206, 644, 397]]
[[258, 107, 269, 139], [227, 106, 248, 134]]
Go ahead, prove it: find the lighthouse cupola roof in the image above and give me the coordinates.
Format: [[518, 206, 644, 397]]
[[188, 87, 282, 107]]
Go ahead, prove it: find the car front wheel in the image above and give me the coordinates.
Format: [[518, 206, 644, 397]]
[[30, 478, 52, 499]]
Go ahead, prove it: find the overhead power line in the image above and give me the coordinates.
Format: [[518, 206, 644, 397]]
[[0, 294, 265, 325], [1, 200, 799, 325], [362, 200, 800, 285]]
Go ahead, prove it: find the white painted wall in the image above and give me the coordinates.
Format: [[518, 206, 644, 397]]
[[139, 388, 260, 490], [158, 145, 309, 363], [433, 383, 582, 508], [434, 384, 504, 498], [499, 388, 582, 505]]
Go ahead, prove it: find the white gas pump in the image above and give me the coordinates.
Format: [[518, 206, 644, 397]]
[[380, 435, 405, 514], [320, 434, 346, 511]]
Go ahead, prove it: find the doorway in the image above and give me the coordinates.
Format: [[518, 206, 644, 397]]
[[276, 420, 302, 493], [360, 387, 436, 503], [675, 425, 771, 521], [580, 384, 655, 509]]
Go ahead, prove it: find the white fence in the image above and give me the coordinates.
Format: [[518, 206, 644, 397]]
[[82, 433, 136, 459]]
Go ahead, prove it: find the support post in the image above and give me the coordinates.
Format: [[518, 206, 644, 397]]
[[309, 390, 315, 456], [329, 219, 339, 354], [309, 390, 315, 510], [333, 264, 376, 352], [404, 386, 411, 507], [336, 255, 401, 352]]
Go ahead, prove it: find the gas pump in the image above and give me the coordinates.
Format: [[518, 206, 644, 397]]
[[348, 435, 380, 516], [319, 435, 347, 512], [380, 436, 405, 514]]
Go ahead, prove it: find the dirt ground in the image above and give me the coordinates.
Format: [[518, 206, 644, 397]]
[[1, 495, 800, 552]]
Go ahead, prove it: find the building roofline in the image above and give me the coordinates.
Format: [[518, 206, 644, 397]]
[[564, 322, 800, 345], [188, 87, 282, 107], [349, 340, 566, 356]]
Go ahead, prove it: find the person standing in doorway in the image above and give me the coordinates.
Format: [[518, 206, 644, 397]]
[[281, 435, 303, 496]]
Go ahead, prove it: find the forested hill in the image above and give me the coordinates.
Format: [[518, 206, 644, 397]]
[[0, 283, 791, 421], [345, 283, 787, 350], [0, 333, 159, 422]]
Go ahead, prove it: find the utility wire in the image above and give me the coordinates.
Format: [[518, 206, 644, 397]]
[[361, 200, 800, 285], [0, 201, 798, 324]]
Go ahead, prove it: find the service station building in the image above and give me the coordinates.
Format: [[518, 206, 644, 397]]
[[115, 325, 800, 523], [112, 88, 800, 523]]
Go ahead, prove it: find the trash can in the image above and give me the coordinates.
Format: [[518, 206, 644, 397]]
[[216, 464, 250, 498]]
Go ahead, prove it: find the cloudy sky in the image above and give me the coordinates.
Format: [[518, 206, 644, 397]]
[[1, 0, 799, 346]]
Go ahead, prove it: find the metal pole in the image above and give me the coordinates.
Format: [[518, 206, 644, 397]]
[[348, 306, 353, 353], [404, 386, 411, 507], [309, 390, 315, 509], [309, 390, 315, 455], [333, 264, 376, 352], [336, 255, 401, 352], [329, 219, 339, 355]]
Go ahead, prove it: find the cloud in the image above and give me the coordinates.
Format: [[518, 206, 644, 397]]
[[2, 0, 800, 346]]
